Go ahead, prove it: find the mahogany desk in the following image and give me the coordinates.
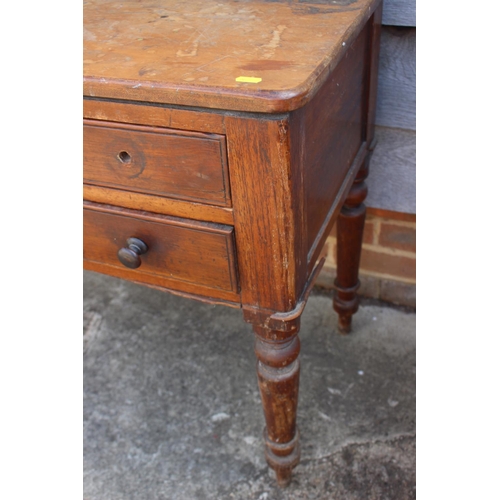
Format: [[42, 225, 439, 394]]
[[83, 0, 382, 487]]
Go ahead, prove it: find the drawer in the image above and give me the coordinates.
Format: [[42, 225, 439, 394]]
[[83, 203, 239, 299], [83, 120, 231, 207]]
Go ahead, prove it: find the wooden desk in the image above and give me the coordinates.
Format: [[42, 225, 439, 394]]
[[83, 0, 382, 487]]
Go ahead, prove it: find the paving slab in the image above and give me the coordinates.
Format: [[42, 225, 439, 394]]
[[84, 271, 416, 500]]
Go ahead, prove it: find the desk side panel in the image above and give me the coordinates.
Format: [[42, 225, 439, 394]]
[[296, 22, 370, 267]]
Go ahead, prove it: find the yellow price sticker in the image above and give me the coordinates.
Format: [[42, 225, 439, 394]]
[[235, 76, 262, 83]]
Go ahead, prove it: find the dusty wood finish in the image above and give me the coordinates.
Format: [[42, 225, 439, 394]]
[[83, 185, 234, 225], [83, 0, 383, 487], [333, 160, 369, 333], [365, 6, 383, 147], [253, 323, 301, 487], [84, 120, 231, 206], [84, 0, 382, 113], [83, 202, 239, 297], [84, 98, 226, 134], [334, 5, 381, 333], [299, 22, 367, 255], [85, 260, 241, 304], [282, 17, 376, 274], [242, 257, 326, 334], [225, 115, 307, 315], [305, 144, 366, 273]]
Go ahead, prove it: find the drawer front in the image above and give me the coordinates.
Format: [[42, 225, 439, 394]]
[[83, 120, 231, 207], [83, 204, 239, 296]]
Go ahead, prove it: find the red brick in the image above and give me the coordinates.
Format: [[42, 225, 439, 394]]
[[360, 247, 416, 281], [328, 218, 374, 244], [379, 222, 416, 253], [315, 266, 414, 306], [363, 219, 375, 244], [367, 207, 416, 223]]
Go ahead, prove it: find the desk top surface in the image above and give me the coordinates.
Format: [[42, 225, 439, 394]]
[[84, 0, 379, 113]]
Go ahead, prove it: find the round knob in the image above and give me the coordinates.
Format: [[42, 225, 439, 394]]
[[117, 237, 148, 269]]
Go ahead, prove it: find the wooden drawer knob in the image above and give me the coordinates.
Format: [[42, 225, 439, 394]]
[[117, 237, 148, 269]]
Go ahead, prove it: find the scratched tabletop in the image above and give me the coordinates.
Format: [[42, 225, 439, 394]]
[[84, 0, 379, 112]]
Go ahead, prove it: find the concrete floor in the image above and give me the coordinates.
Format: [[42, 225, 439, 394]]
[[83, 271, 416, 500]]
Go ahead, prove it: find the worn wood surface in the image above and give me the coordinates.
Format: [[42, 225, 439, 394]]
[[84, 99, 226, 134], [83, 185, 234, 225], [225, 115, 307, 314], [254, 324, 301, 487], [83, 202, 239, 298], [365, 5, 382, 147], [84, 0, 381, 112], [333, 6, 379, 333], [375, 27, 415, 130], [292, 6, 381, 272], [381, 0, 415, 27], [83, 3, 383, 486], [300, 22, 367, 255], [84, 120, 231, 206], [333, 160, 368, 333]]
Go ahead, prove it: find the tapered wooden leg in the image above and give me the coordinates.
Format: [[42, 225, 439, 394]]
[[333, 158, 369, 334], [253, 323, 301, 487]]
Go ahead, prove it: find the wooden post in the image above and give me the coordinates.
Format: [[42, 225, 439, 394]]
[[253, 323, 301, 486], [333, 160, 369, 333], [334, 6, 382, 333]]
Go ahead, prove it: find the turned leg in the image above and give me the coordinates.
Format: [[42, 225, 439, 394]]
[[253, 323, 301, 487], [333, 158, 369, 334]]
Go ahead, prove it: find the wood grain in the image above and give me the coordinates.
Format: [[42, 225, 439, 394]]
[[84, 120, 231, 206], [82, 2, 383, 487], [83, 185, 234, 225], [225, 115, 307, 314], [365, 125, 416, 213], [85, 260, 241, 303], [296, 22, 368, 255], [333, 7, 381, 333], [365, 5, 382, 147], [375, 27, 416, 130], [382, 0, 415, 27], [254, 324, 301, 486], [84, 0, 382, 112], [333, 159, 369, 333], [83, 202, 239, 296], [84, 99, 226, 134]]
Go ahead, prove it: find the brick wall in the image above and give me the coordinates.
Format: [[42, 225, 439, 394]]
[[316, 209, 416, 308]]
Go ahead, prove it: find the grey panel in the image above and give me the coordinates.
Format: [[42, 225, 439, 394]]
[[366, 126, 416, 214], [375, 27, 416, 131], [382, 0, 416, 27]]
